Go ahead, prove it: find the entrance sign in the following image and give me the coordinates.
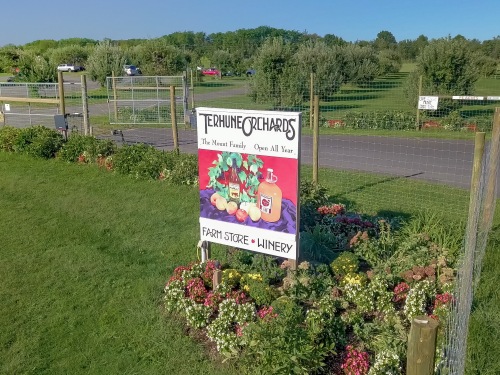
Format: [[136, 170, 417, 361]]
[[197, 107, 301, 260]]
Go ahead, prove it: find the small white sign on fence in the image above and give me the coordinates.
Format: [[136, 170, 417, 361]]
[[4, 104, 10, 112], [418, 96, 439, 110]]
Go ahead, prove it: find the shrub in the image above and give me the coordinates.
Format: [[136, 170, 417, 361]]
[[241, 301, 332, 375], [0, 126, 21, 152], [112, 143, 166, 179], [342, 111, 416, 130], [161, 152, 198, 185], [14, 126, 64, 158], [299, 180, 330, 231], [58, 134, 115, 163]]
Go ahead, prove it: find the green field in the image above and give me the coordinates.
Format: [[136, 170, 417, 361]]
[[0, 153, 498, 374]]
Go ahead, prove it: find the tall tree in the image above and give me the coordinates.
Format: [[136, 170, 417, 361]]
[[404, 38, 479, 114], [249, 37, 298, 108], [135, 39, 187, 75], [373, 30, 397, 50], [86, 40, 126, 87], [16, 51, 56, 82]]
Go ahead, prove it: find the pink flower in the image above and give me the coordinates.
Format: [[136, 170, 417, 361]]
[[393, 282, 410, 302], [257, 306, 277, 320], [341, 345, 370, 375], [235, 323, 248, 337], [186, 278, 207, 303], [203, 291, 223, 309]]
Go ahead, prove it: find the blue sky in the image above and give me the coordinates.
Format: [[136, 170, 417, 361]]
[[2, 0, 499, 46]]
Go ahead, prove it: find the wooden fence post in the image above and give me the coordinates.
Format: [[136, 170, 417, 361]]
[[312, 94, 320, 184], [81, 74, 89, 135], [480, 108, 500, 231], [57, 71, 65, 115], [309, 72, 314, 129], [406, 316, 439, 375], [416, 75, 422, 130], [190, 68, 195, 109], [170, 85, 179, 152], [112, 71, 118, 122], [212, 269, 222, 289]]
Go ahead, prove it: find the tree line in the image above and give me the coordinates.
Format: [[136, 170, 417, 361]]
[[0, 27, 498, 111]]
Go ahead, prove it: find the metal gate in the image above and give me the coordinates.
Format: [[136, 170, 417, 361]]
[[106, 75, 188, 125], [0, 82, 61, 128]]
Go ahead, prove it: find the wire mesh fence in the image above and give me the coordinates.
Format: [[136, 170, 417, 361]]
[[1, 71, 499, 375], [0, 82, 61, 127], [105, 75, 188, 126]]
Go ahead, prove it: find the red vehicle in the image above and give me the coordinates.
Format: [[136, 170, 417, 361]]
[[201, 68, 221, 76]]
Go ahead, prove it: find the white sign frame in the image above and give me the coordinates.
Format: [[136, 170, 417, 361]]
[[196, 107, 301, 260]]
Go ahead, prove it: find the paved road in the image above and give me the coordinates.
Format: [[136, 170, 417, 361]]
[[105, 127, 484, 191]]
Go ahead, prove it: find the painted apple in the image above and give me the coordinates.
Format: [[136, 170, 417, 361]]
[[240, 201, 257, 213], [210, 192, 222, 206], [226, 201, 238, 215], [235, 209, 249, 222], [215, 197, 227, 211], [248, 206, 261, 222]]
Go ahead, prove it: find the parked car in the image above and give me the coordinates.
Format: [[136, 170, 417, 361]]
[[57, 64, 83, 72], [202, 68, 221, 76], [124, 65, 140, 76], [246, 69, 256, 77]]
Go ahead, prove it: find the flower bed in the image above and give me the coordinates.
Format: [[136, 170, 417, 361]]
[[163, 202, 458, 374]]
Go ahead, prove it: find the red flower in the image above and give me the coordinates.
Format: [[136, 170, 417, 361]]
[[393, 282, 410, 302]]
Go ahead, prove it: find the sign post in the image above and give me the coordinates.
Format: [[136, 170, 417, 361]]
[[197, 107, 301, 260]]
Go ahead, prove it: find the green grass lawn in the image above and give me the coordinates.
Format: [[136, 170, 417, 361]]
[[0, 153, 498, 374], [0, 153, 236, 375]]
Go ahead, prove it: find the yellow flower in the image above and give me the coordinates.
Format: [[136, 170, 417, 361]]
[[344, 273, 363, 286]]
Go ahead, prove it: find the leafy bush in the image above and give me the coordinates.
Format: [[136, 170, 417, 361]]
[[161, 152, 198, 185], [0, 126, 21, 152], [342, 110, 416, 130], [58, 134, 115, 163], [14, 126, 64, 158], [112, 143, 166, 179], [111, 143, 199, 184], [241, 304, 332, 375], [299, 180, 330, 231]]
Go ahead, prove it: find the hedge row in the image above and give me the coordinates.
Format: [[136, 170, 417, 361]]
[[0, 126, 198, 186]]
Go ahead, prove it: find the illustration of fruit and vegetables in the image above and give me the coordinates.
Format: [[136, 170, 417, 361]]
[[200, 151, 297, 234]]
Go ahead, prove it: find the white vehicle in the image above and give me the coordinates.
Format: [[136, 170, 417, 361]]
[[57, 64, 83, 72]]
